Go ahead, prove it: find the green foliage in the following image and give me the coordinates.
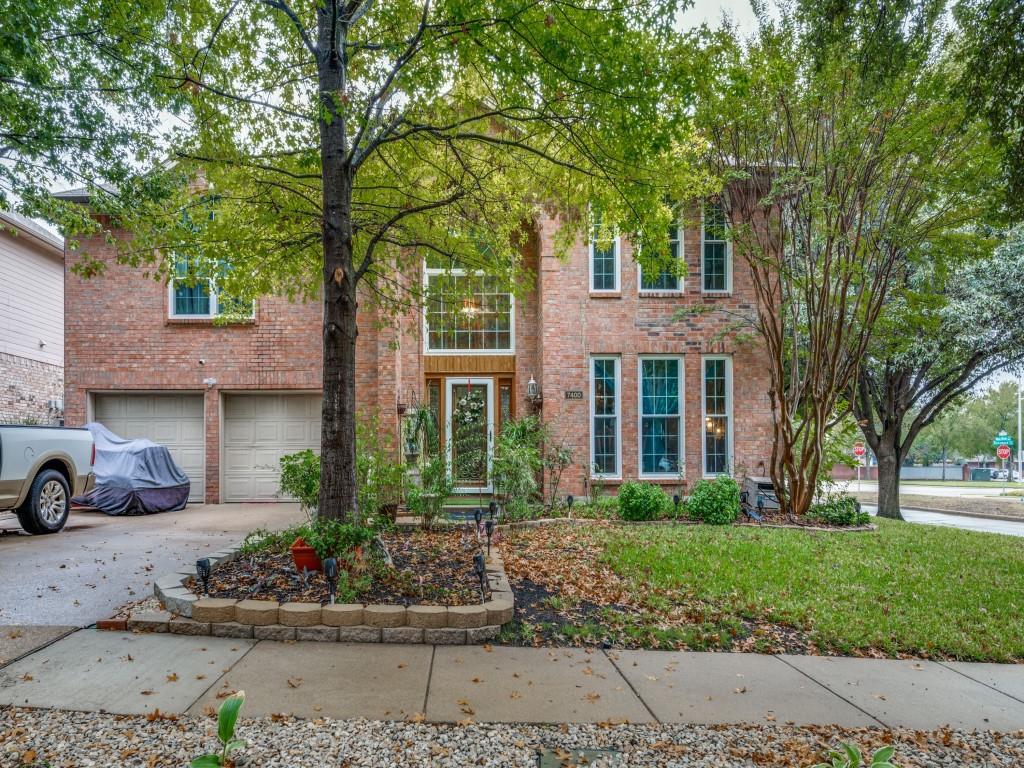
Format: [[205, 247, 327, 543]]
[[302, 517, 375, 562], [355, 415, 405, 521], [278, 449, 321, 514], [492, 417, 544, 510], [808, 495, 869, 527], [813, 743, 899, 768], [238, 524, 310, 555], [687, 477, 739, 525], [191, 691, 245, 767], [407, 455, 453, 531], [617, 481, 671, 521]]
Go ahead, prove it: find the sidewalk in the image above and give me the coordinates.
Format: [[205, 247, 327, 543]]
[[2, 630, 1024, 730]]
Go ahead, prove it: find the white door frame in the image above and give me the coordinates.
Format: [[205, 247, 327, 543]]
[[445, 377, 494, 493]]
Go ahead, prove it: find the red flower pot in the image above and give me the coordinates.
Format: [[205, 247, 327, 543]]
[[290, 537, 322, 572]]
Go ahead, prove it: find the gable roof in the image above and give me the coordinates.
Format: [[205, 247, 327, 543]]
[[0, 210, 63, 256]]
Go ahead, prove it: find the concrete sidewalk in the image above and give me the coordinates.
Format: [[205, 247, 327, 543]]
[[2, 630, 1024, 730]]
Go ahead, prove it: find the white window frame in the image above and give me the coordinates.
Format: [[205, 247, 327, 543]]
[[637, 355, 685, 478], [638, 219, 684, 295], [701, 354, 733, 477], [589, 225, 621, 294], [700, 200, 732, 295], [422, 264, 516, 355], [167, 270, 254, 320], [590, 355, 622, 479]]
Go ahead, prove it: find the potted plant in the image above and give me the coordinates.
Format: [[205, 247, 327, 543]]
[[289, 535, 322, 572]]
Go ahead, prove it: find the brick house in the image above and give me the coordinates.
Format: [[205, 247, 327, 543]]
[[59, 189, 773, 504], [0, 211, 65, 425]]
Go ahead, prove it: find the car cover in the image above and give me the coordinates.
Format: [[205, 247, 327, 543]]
[[71, 423, 191, 515]]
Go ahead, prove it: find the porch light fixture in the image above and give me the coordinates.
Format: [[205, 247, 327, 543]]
[[323, 557, 339, 604], [526, 376, 542, 407], [196, 558, 211, 595]]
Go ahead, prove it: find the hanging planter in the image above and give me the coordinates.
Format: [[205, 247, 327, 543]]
[[290, 537, 322, 572]]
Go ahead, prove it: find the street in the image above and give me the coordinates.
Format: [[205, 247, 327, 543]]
[[0, 503, 303, 627]]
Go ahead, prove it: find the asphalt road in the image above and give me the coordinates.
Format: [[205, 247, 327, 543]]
[[0, 503, 303, 627], [844, 480, 1023, 498], [861, 504, 1024, 537]]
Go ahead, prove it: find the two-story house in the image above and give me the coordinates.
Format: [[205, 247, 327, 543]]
[[1, 211, 65, 425], [59, 189, 773, 504]]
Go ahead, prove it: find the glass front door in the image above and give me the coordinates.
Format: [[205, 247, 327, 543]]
[[445, 378, 494, 492]]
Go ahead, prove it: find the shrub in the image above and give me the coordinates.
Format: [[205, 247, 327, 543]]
[[278, 450, 320, 514], [492, 418, 543, 510], [618, 481, 671, 521], [407, 454, 453, 530], [302, 517, 375, 562], [808, 495, 869, 526], [238, 524, 310, 555], [687, 477, 740, 525]]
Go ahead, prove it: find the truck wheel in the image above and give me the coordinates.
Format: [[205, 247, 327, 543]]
[[17, 469, 71, 534]]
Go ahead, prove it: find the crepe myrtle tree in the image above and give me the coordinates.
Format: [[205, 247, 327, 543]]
[[92, 0, 706, 521], [694, 7, 997, 517], [852, 226, 1024, 519]]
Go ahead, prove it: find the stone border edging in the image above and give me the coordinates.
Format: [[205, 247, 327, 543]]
[[147, 540, 514, 646]]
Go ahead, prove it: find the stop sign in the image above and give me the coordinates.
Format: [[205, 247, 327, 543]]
[[997, 444, 1012, 461], [853, 442, 866, 458]]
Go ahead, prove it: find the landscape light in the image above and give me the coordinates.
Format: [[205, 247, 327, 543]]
[[473, 552, 487, 600], [196, 558, 211, 595], [488, 500, 497, 519], [673, 494, 680, 514], [323, 557, 339, 604], [484, 519, 494, 557]]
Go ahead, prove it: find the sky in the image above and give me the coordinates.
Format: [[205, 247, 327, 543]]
[[679, 0, 759, 35]]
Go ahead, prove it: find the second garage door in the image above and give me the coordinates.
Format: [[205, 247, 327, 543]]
[[93, 393, 206, 503], [222, 393, 321, 502]]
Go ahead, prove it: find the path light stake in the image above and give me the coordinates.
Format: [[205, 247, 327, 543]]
[[474, 508, 483, 541], [485, 519, 494, 557], [473, 552, 487, 601], [488, 500, 497, 520], [301, 567, 310, 588], [566, 494, 574, 520], [673, 494, 681, 518], [323, 557, 339, 604], [196, 558, 211, 595]]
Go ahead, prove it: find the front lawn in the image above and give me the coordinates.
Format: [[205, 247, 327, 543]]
[[499, 519, 1024, 662]]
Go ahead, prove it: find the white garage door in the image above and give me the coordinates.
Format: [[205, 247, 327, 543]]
[[222, 393, 321, 502], [93, 393, 206, 503]]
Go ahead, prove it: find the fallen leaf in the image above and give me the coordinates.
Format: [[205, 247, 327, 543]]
[[407, 712, 426, 723], [166, 673, 179, 682], [140, 690, 155, 696], [287, 678, 303, 688]]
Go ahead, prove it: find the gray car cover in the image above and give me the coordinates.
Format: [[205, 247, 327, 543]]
[[72, 423, 191, 515]]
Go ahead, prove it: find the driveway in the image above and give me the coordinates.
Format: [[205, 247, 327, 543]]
[[0, 503, 303, 627]]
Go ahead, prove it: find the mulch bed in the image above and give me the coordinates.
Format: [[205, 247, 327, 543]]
[[188, 529, 488, 606], [498, 523, 812, 653]]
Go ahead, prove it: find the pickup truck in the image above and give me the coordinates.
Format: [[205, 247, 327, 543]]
[[0, 425, 94, 534]]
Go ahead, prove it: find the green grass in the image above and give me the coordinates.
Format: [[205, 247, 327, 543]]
[[601, 519, 1024, 662]]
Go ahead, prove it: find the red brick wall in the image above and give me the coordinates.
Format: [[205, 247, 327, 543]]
[[64, 229, 379, 502], [534, 205, 774, 497], [65, 202, 775, 503]]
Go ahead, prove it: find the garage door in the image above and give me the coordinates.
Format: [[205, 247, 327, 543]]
[[222, 393, 321, 502], [93, 393, 206, 503]]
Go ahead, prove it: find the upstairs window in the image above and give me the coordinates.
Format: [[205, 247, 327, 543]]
[[424, 268, 514, 353], [640, 223, 682, 292], [702, 200, 731, 293], [169, 254, 253, 319], [589, 214, 620, 293]]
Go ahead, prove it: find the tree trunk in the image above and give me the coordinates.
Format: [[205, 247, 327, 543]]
[[875, 445, 905, 521], [316, 0, 359, 521]]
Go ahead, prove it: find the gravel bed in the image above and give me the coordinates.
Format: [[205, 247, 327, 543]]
[[3, 707, 1024, 767]]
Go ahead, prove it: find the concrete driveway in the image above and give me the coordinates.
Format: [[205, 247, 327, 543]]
[[0, 503, 303, 628]]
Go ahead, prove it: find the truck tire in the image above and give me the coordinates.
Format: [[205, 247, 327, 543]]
[[16, 469, 71, 534]]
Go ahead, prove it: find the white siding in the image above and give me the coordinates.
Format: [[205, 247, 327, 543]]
[[0, 231, 63, 366]]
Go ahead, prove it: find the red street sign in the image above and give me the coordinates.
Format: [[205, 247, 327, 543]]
[[853, 443, 866, 458], [997, 444, 1012, 461]]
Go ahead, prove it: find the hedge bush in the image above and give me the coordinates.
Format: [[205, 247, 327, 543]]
[[808, 495, 869, 526], [687, 477, 740, 525], [617, 481, 671, 521]]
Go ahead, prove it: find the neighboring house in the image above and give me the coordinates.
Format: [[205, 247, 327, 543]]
[[59, 188, 773, 503], [0, 211, 65, 425]]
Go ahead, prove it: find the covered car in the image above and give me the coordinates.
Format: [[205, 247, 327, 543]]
[[71, 423, 190, 515]]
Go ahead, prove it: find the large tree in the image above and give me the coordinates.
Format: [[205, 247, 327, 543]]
[[694, 3, 985, 516], [1, 0, 167, 227], [86, 0, 703, 519], [852, 226, 1024, 518]]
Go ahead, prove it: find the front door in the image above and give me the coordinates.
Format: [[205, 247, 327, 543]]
[[445, 378, 494, 493]]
